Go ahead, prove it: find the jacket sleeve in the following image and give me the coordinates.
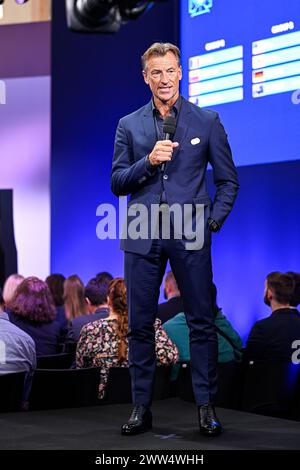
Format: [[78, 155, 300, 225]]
[[76, 325, 89, 368], [216, 312, 243, 351], [154, 319, 179, 365], [110, 119, 157, 196], [208, 114, 240, 228]]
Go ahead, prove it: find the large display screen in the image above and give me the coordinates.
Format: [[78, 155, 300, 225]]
[[180, 0, 300, 166]]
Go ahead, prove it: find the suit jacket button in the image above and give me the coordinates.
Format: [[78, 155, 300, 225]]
[[163, 174, 168, 180]]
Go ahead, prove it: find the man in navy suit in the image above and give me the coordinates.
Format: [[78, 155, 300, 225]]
[[66, 276, 110, 344], [111, 43, 239, 436]]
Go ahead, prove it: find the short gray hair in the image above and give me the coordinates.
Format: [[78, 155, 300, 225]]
[[141, 42, 181, 71]]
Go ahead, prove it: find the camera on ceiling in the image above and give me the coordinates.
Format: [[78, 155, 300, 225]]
[[65, 0, 166, 34]]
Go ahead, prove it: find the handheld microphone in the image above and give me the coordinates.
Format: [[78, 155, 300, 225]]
[[161, 116, 176, 172]]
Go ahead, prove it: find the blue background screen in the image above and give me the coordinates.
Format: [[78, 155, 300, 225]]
[[180, 0, 300, 166]]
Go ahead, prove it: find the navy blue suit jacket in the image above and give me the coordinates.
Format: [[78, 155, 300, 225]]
[[8, 311, 63, 356], [66, 308, 109, 343], [111, 97, 239, 254]]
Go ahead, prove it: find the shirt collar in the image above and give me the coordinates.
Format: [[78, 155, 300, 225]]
[[272, 307, 299, 315], [0, 310, 9, 321], [95, 306, 109, 313], [167, 294, 181, 301], [151, 95, 181, 117]]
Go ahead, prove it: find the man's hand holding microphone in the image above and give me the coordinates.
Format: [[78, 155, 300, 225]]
[[147, 140, 179, 167]]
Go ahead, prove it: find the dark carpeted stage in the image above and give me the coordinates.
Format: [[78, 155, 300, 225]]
[[0, 398, 300, 450]]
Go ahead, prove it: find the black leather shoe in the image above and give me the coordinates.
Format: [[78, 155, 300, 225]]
[[198, 404, 223, 436], [121, 405, 152, 436]]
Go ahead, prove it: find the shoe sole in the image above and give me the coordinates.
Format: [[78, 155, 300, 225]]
[[199, 429, 224, 437], [121, 424, 152, 436]]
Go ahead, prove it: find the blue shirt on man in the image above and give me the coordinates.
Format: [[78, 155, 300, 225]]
[[0, 310, 36, 402], [0, 311, 36, 375]]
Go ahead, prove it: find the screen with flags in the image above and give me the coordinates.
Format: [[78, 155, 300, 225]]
[[180, 0, 300, 166]]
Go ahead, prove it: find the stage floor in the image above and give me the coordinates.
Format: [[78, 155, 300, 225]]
[[0, 398, 300, 450]]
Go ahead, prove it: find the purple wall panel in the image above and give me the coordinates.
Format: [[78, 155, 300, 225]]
[[0, 21, 50, 78]]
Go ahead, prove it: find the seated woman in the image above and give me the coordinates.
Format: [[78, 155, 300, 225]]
[[3, 274, 24, 307], [46, 273, 68, 334], [64, 274, 87, 325], [7, 277, 64, 356], [76, 277, 179, 399]]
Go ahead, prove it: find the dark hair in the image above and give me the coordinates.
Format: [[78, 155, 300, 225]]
[[286, 272, 300, 307], [211, 283, 221, 317], [96, 272, 113, 283], [46, 274, 66, 306], [108, 278, 128, 364], [7, 277, 56, 323], [85, 276, 110, 306], [266, 272, 298, 305], [0, 288, 4, 306]]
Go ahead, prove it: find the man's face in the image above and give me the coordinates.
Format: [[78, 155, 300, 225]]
[[143, 52, 182, 104]]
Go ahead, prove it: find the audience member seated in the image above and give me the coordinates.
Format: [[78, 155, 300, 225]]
[[64, 274, 87, 324], [66, 275, 110, 344], [76, 278, 179, 399], [96, 271, 113, 284], [3, 274, 24, 308], [7, 277, 64, 356], [245, 271, 300, 362], [46, 273, 68, 334], [163, 281, 243, 379], [0, 288, 36, 402], [157, 271, 184, 324]]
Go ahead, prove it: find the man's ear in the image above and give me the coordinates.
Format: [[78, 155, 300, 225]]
[[267, 288, 273, 301], [179, 66, 183, 81]]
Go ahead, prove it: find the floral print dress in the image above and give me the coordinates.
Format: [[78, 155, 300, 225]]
[[76, 317, 179, 399]]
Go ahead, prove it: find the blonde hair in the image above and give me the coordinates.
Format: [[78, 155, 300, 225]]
[[164, 271, 178, 291], [3, 274, 24, 305], [141, 42, 181, 71], [64, 275, 87, 322]]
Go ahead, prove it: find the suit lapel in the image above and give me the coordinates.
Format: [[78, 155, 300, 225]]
[[166, 97, 191, 168], [173, 97, 191, 145], [142, 100, 157, 149]]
